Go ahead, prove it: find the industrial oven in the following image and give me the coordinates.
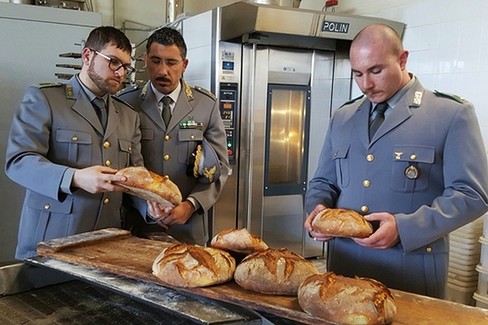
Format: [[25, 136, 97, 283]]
[[181, 1, 404, 257]]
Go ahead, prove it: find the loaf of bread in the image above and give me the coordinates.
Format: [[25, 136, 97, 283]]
[[210, 228, 269, 254], [114, 166, 182, 207], [298, 272, 397, 324], [152, 243, 236, 287], [234, 248, 319, 295], [312, 208, 373, 238]]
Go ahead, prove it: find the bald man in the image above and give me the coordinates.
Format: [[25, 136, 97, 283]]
[[304, 24, 488, 298]]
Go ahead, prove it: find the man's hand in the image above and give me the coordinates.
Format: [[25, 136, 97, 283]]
[[353, 212, 400, 249], [148, 200, 195, 228], [72, 165, 127, 194], [304, 204, 334, 242]]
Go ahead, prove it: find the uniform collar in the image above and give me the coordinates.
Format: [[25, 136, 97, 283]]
[[151, 80, 181, 104]]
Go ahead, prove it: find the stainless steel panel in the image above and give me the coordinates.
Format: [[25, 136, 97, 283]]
[[263, 195, 304, 254], [220, 2, 405, 42]]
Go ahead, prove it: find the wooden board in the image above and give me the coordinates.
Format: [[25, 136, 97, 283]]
[[36, 228, 488, 325]]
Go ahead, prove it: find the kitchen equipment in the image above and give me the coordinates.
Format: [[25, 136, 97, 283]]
[[181, 1, 404, 258]]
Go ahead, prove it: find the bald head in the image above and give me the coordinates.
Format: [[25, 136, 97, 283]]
[[351, 24, 404, 57]]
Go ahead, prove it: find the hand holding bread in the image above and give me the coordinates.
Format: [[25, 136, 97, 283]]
[[113, 166, 182, 207], [311, 208, 373, 238]]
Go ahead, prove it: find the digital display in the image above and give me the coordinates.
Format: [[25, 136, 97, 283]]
[[222, 61, 234, 71]]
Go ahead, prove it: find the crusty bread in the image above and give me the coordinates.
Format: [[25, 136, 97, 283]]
[[210, 228, 269, 254], [298, 272, 397, 325], [234, 248, 319, 295], [152, 243, 236, 287], [312, 208, 373, 238], [114, 166, 182, 207]]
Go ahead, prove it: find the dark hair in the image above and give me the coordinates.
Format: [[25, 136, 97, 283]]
[[146, 27, 187, 59], [84, 26, 132, 53]]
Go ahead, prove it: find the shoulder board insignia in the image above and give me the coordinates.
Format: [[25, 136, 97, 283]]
[[116, 83, 140, 96], [65, 84, 74, 97], [434, 90, 465, 104], [339, 94, 364, 108], [111, 95, 134, 109], [38, 82, 63, 88], [194, 85, 217, 101]]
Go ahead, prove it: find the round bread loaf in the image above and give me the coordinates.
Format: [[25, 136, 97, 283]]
[[114, 166, 182, 207], [312, 208, 373, 238], [234, 248, 319, 295], [152, 243, 236, 287], [210, 228, 269, 254], [298, 272, 397, 324]]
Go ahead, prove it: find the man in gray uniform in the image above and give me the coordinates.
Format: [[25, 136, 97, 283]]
[[117, 27, 230, 245], [305, 24, 488, 298], [5, 26, 143, 259]]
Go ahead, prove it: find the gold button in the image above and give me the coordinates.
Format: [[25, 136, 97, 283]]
[[163, 154, 170, 161], [103, 141, 110, 149], [363, 180, 371, 187], [105, 160, 111, 167], [190, 134, 195, 140], [44, 203, 50, 210], [72, 136, 78, 141], [426, 246, 432, 253], [366, 154, 374, 162], [103, 198, 110, 204], [361, 205, 369, 213], [410, 154, 416, 160], [164, 135, 170, 141], [128, 146, 132, 152]]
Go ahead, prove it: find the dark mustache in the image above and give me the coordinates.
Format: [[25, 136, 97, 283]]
[[155, 77, 170, 82]]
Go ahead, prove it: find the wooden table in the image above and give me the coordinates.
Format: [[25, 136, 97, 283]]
[[35, 228, 488, 325]]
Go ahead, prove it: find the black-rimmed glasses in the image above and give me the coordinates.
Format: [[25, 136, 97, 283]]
[[90, 48, 135, 76]]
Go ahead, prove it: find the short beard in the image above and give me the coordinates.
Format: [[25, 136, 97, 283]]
[[87, 61, 119, 94]]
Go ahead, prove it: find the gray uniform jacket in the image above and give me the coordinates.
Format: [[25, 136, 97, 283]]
[[5, 76, 143, 259], [305, 77, 488, 297], [117, 81, 230, 245]]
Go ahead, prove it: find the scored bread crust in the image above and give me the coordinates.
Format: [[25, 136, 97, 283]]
[[298, 272, 397, 325], [152, 243, 236, 287], [114, 166, 182, 207], [210, 228, 269, 254], [312, 208, 373, 238], [234, 248, 319, 295]]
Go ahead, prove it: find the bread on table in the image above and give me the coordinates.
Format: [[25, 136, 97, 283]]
[[152, 243, 236, 287], [298, 272, 397, 324], [234, 248, 319, 295], [210, 228, 269, 254], [113, 166, 182, 207], [312, 208, 373, 238]]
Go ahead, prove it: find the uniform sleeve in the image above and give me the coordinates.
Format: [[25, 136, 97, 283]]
[[396, 101, 488, 253], [5, 86, 69, 201]]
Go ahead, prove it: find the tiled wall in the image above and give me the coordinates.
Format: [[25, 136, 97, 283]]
[[302, 0, 488, 151]]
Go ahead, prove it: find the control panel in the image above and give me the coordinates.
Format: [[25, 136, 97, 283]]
[[219, 83, 238, 164]]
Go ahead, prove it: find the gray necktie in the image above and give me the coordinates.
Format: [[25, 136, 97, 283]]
[[369, 102, 388, 140], [92, 97, 107, 129], [161, 96, 172, 127]]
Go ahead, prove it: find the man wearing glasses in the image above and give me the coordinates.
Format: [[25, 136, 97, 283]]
[[5, 26, 143, 259], [118, 27, 230, 245]]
